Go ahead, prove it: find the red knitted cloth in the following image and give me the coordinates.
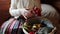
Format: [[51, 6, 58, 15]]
[[33, 7, 41, 16], [29, 32, 34, 34]]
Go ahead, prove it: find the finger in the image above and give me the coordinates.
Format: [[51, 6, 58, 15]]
[[22, 12, 28, 19], [21, 10, 28, 19], [23, 15, 27, 19], [21, 12, 27, 19]]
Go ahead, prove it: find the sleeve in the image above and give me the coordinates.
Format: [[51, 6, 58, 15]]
[[9, 0, 26, 17], [41, 4, 59, 18]]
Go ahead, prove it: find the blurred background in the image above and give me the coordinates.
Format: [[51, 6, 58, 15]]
[[0, 0, 60, 34]]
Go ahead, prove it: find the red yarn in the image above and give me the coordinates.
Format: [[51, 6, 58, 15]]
[[29, 32, 34, 34], [33, 7, 41, 16]]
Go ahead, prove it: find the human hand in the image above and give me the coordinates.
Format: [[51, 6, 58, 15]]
[[21, 9, 33, 19]]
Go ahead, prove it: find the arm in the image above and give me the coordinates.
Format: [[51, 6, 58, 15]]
[[9, 0, 21, 17], [9, 0, 28, 17], [9, 0, 32, 19]]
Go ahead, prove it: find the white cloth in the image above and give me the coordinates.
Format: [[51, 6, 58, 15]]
[[9, 0, 34, 18], [2, 18, 15, 34], [41, 4, 59, 18], [9, 0, 59, 19], [9, 0, 41, 18]]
